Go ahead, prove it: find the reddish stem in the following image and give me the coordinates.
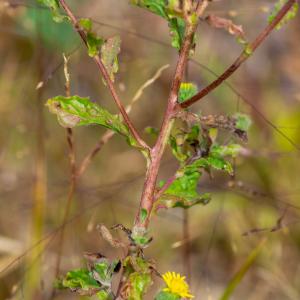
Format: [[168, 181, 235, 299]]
[[133, 24, 198, 231]]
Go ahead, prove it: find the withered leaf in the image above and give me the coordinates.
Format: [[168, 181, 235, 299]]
[[97, 224, 127, 248], [205, 14, 245, 38]]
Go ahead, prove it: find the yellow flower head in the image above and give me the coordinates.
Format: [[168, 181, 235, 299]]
[[162, 271, 194, 299]]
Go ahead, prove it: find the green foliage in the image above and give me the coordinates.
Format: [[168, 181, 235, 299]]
[[57, 257, 118, 298], [87, 32, 104, 57], [234, 113, 252, 131], [168, 123, 200, 162], [185, 155, 233, 175], [131, 0, 168, 18], [178, 82, 198, 103], [268, 0, 299, 30], [158, 114, 247, 210], [97, 290, 113, 300], [79, 18, 93, 32], [92, 260, 120, 286], [46, 95, 138, 147], [79, 18, 121, 79], [210, 144, 242, 158], [159, 170, 211, 209], [123, 257, 153, 300], [158, 147, 235, 209], [168, 17, 186, 50], [61, 269, 99, 290], [37, 0, 66, 23], [155, 291, 181, 300], [131, 229, 152, 247], [130, 0, 193, 51]]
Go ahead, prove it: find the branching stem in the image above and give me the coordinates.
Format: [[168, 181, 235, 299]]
[[180, 0, 297, 108]]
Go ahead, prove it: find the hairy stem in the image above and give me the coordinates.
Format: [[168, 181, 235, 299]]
[[133, 23, 200, 232], [180, 0, 297, 108]]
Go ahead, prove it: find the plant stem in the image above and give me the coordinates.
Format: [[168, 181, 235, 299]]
[[52, 55, 77, 288], [133, 23, 199, 232], [180, 0, 297, 108], [58, 0, 149, 150]]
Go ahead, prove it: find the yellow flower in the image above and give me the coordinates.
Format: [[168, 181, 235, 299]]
[[162, 271, 194, 299]]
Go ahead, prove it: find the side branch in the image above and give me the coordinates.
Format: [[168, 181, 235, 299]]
[[180, 0, 297, 108], [58, 0, 149, 150]]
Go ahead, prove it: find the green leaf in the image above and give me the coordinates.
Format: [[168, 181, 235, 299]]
[[185, 155, 234, 175], [61, 268, 99, 290], [128, 273, 152, 300], [79, 18, 92, 32], [100, 36, 121, 83], [168, 17, 186, 50], [131, 232, 152, 247], [168, 122, 201, 163], [268, 0, 298, 30], [160, 169, 211, 209], [97, 290, 113, 300], [210, 144, 242, 158], [92, 259, 120, 286], [46, 95, 138, 147], [178, 82, 198, 103], [155, 291, 180, 300], [130, 0, 189, 51], [37, 0, 66, 23], [87, 32, 104, 57], [130, 0, 168, 18], [122, 257, 153, 300], [234, 113, 252, 131]]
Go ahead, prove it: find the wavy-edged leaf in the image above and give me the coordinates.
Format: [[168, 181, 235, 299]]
[[61, 268, 99, 291], [46, 95, 138, 147], [158, 169, 211, 210], [185, 155, 234, 175]]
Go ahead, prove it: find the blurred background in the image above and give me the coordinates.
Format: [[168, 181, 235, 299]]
[[0, 0, 300, 299]]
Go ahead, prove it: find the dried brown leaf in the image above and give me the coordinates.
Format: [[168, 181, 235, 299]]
[[205, 14, 245, 38], [97, 224, 127, 248]]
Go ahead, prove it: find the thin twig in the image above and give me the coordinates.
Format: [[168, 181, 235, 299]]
[[52, 54, 77, 284], [58, 0, 149, 150], [181, 0, 297, 108]]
